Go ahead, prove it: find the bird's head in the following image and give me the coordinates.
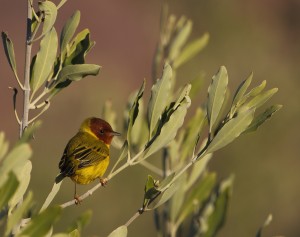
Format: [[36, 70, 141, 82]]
[[80, 117, 120, 144]]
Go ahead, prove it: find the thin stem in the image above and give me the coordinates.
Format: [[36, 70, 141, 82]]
[[125, 210, 143, 227], [28, 101, 50, 123], [20, 1, 33, 138]]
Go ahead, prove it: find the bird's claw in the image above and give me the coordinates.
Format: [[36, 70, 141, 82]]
[[74, 195, 82, 205], [100, 177, 108, 186]]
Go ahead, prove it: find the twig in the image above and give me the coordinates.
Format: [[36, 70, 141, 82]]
[[8, 87, 21, 125], [28, 101, 50, 123], [125, 209, 145, 227]]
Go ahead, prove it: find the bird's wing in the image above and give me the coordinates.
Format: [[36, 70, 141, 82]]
[[59, 132, 109, 176]]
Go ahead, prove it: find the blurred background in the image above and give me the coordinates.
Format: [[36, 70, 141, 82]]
[[0, 0, 299, 236]]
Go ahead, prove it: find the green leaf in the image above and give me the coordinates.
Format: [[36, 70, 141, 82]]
[[6, 192, 33, 236], [18, 206, 62, 237], [176, 172, 216, 226], [204, 108, 254, 156], [49, 64, 100, 97], [102, 100, 117, 131], [40, 177, 63, 212], [246, 80, 267, 98], [168, 18, 192, 62], [107, 225, 128, 237], [17, 121, 42, 145], [207, 66, 228, 133], [60, 10, 81, 55], [243, 104, 282, 134], [231, 72, 253, 107], [199, 175, 234, 237], [143, 175, 160, 209], [57, 0, 68, 9], [0, 143, 32, 186], [173, 33, 209, 68], [69, 229, 80, 237], [256, 214, 273, 237], [181, 107, 206, 161], [157, 173, 175, 192], [30, 27, 58, 92], [186, 154, 212, 190], [0, 132, 9, 161], [63, 29, 95, 65], [144, 95, 191, 159], [9, 161, 32, 210], [1, 32, 18, 79], [127, 80, 145, 147], [189, 72, 205, 99], [52, 234, 69, 237], [245, 88, 278, 110], [151, 180, 180, 209], [67, 210, 92, 233], [0, 172, 19, 210], [148, 64, 173, 137], [38, 1, 57, 38]]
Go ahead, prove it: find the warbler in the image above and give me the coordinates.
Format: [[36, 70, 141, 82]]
[[58, 117, 120, 202]]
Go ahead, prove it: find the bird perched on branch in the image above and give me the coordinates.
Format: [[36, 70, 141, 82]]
[[57, 117, 120, 203]]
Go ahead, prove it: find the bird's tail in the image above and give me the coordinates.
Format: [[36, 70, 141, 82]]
[[55, 172, 65, 184]]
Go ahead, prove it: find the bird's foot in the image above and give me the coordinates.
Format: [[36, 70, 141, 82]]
[[99, 177, 108, 186], [74, 194, 82, 205]]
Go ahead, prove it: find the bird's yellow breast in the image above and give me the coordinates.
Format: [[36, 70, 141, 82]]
[[71, 156, 110, 184]]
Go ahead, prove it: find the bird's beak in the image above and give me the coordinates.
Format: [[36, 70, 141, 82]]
[[110, 131, 121, 136]]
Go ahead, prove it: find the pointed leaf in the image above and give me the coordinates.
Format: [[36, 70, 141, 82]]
[[207, 66, 228, 133], [148, 64, 173, 137], [38, 1, 57, 38], [0, 143, 32, 186], [173, 33, 209, 68], [157, 173, 175, 192], [232, 72, 253, 107], [17, 120, 42, 145], [31, 28, 58, 92], [40, 177, 63, 212], [0, 172, 19, 210], [144, 95, 191, 159], [256, 214, 273, 237], [243, 104, 282, 134], [6, 192, 33, 236], [127, 80, 145, 146], [57, 0, 68, 9], [186, 154, 212, 190], [60, 10, 81, 54], [143, 175, 160, 208], [1, 32, 18, 78], [199, 175, 234, 237], [0, 132, 9, 161], [19, 206, 62, 237], [245, 88, 278, 110], [9, 161, 32, 210], [204, 108, 254, 156], [168, 18, 192, 62], [176, 172, 216, 226], [64, 29, 95, 65], [246, 80, 267, 98], [107, 225, 128, 237]]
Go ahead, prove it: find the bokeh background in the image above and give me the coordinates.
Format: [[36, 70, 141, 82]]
[[1, 0, 299, 236]]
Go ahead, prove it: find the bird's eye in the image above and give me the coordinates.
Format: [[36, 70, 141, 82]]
[[99, 129, 104, 135]]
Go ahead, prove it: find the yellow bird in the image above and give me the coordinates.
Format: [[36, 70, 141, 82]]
[[58, 117, 120, 202]]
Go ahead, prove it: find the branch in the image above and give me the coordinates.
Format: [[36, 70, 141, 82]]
[[125, 209, 145, 227]]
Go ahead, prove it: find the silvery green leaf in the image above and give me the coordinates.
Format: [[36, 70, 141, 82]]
[[186, 154, 212, 191], [6, 192, 33, 236], [0, 143, 32, 186], [0, 132, 9, 161], [189, 72, 205, 99], [207, 66, 228, 133], [243, 104, 282, 134], [128, 80, 145, 146], [157, 173, 175, 192], [232, 72, 253, 107], [37, 1, 57, 38], [0, 172, 19, 211], [176, 172, 216, 226], [168, 18, 192, 63], [17, 120, 42, 145], [18, 206, 62, 237], [147, 64, 173, 137], [60, 10, 81, 55], [198, 175, 234, 237], [173, 33, 209, 68], [203, 108, 255, 156], [1, 32, 18, 80], [30, 28, 58, 93], [256, 214, 273, 237], [246, 80, 267, 98], [9, 161, 32, 210], [57, 0, 68, 9], [245, 88, 278, 110], [40, 177, 63, 212], [144, 95, 191, 159], [107, 225, 128, 237]]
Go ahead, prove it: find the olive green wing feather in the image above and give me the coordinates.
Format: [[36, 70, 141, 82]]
[[59, 132, 109, 176]]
